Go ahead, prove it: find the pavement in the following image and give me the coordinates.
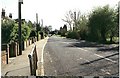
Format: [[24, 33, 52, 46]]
[[43, 36, 119, 76], [1, 37, 49, 76]]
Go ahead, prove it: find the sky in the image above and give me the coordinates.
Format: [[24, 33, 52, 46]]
[[1, 0, 119, 30]]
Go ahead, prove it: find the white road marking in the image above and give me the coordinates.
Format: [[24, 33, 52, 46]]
[[77, 57, 90, 63], [77, 58, 82, 60], [94, 54, 116, 63], [50, 57, 53, 62], [85, 59, 90, 62], [78, 48, 88, 52], [101, 69, 111, 75], [54, 70, 57, 74], [76, 47, 116, 63], [40, 37, 49, 76], [80, 58, 82, 59], [62, 42, 79, 44]]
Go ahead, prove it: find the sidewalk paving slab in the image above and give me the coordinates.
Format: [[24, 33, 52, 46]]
[[1, 37, 49, 76]]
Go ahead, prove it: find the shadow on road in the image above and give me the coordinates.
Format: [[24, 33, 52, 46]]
[[66, 40, 119, 52], [80, 53, 119, 65], [97, 46, 119, 52], [69, 41, 103, 48]]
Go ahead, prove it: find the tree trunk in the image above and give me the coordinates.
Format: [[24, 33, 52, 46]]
[[101, 30, 106, 43], [110, 36, 113, 43]]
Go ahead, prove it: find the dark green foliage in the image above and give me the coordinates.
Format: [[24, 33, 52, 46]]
[[21, 24, 31, 41], [66, 31, 79, 39], [29, 29, 37, 37], [40, 31, 44, 39], [42, 26, 52, 36], [2, 18, 31, 44], [27, 20, 33, 29], [1, 19, 16, 43], [36, 23, 41, 32], [77, 15, 88, 40], [59, 25, 67, 36], [78, 30, 87, 40], [43, 26, 49, 35], [63, 24, 67, 32], [10, 22, 31, 41], [62, 5, 118, 44], [108, 8, 119, 43], [87, 5, 118, 43]]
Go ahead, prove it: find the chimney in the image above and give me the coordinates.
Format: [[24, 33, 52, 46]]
[[9, 13, 12, 18], [2, 8, 5, 18]]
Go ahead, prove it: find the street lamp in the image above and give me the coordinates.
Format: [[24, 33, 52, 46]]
[[18, 0, 23, 55]]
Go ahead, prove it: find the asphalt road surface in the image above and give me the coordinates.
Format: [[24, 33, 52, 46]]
[[43, 35, 119, 76]]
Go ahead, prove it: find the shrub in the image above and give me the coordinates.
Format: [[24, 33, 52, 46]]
[[29, 29, 37, 37], [66, 31, 79, 39], [2, 19, 16, 44], [21, 24, 31, 41]]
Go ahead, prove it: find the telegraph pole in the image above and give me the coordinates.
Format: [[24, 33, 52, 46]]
[[117, 5, 120, 73], [73, 11, 76, 31], [36, 13, 38, 24], [36, 13, 39, 41], [41, 19, 43, 27], [18, 0, 23, 55]]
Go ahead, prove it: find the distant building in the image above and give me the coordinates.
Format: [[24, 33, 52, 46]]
[[1, 8, 13, 20]]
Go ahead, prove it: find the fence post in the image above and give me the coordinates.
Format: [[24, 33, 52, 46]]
[[6, 44, 9, 64]]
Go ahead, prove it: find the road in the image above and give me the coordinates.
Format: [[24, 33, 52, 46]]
[[43, 35, 119, 76]]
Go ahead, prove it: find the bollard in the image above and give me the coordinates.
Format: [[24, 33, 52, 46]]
[[32, 37, 34, 43], [35, 37, 37, 42], [28, 55, 33, 75], [35, 46, 38, 69], [28, 39, 30, 45], [28, 44, 38, 76]]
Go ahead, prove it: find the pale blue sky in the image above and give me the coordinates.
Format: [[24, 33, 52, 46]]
[[1, 0, 119, 30]]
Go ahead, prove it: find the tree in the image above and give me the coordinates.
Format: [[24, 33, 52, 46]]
[[2, 18, 31, 44], [47, 25, 52, 32], [27, 20, 33, 29], [77, 15, 88, 40], [43, 26, 52, 35], [59, 24, 67, 36], [108, 8, 119, 43], [63, 24, 67, 32], [21, 23, 31, 41], [62, 10, 80, 31], [87, 5, 117, 43], [1, 18, 16, 43]]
